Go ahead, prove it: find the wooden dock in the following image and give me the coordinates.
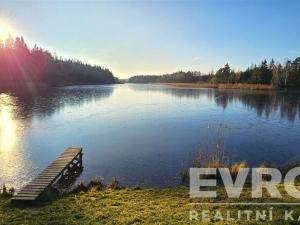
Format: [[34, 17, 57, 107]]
[[12, 147, 83, 202]]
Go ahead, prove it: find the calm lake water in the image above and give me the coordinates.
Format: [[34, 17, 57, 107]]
[[0, 84, 300, 189]]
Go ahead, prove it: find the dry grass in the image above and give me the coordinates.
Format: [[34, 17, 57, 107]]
[[162, 83, 278, 90], [217, 83, 277, 90], [160, 82, 218, 89], [231, 161, 248, 176], [192, 147, 228, 169]]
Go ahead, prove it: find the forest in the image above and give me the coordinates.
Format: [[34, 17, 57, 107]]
[[2, 34, 300, 89], [128, 58, 300, 88], [0, 35, 118, 89]]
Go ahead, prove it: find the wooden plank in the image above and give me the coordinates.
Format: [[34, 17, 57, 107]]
[[31, 180, 56, 184], [60, 154, 80, 157], [54, 158, 76, 162], [55, 159, 75, 162], [47, 165, 66, 168], [41, 170, 63, 174], [51, 159, 74, 163], [31, 180, 52, 184], [49, 162, 72, 166], [18, 187, 41, 191], [62, 151, 80, 155], [65, 149, 82, 153], [35, 177, 56, 180], [23, 185, 47, 189], [35, 174, 57, 178], [23, 183, 48, 186], [16, 193, 38, 197], [40, 172, 60, 175], [43, 168, 63, 171], [50, 160, 71, 163], [12, 196, 37, 201], [19, 191, 42, 194], [19, 189, 43, 193], [48, 165, 69, 168], [22, 185, 45, 188], [33, 177, 54, 181], [60, 154, 80, 158], [39, 174, 60, 177], [32, 178, 53, 182], [19, 186, 44, 190], [29, 183, 51, 187], [18, 189, 41, 195], [57, 156, 77, 159], [12, 194, 38, 198], [12, 197, 37, 201], [17, 191, 41, 195], [49, 162, 70, 165], [12, 196, 36, 199], [34, 178, 56, 182], [64, 148, 82, 153], [40, 169, 61, 172], [61, 151, 80, 154], [59, 155, 78, 159], [36, 174, 57, 178]]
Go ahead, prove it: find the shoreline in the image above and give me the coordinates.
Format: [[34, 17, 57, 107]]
[[159, 82, 279, 90]]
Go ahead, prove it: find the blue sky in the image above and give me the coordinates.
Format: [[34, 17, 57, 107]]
[[0, 0, 299, 78]]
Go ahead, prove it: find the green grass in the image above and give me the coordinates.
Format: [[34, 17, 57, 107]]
[[1, 186, 300, 224]]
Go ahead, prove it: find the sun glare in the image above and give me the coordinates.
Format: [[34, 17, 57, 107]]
[[0, 94, 17, 152], [0, 20, 13, 39]]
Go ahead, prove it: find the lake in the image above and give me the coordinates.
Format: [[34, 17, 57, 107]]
[[0, 84, 300, 189]]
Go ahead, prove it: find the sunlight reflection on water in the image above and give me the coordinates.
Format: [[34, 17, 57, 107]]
[[0, 93, 34, 189]]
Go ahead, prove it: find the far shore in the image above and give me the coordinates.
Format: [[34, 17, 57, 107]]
[[160, 82, 279, 90]]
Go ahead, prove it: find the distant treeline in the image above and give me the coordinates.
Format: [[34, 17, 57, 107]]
[[128, 71, 211, 84], [128, 58, 300, 88], [0, 35, 118, 88]]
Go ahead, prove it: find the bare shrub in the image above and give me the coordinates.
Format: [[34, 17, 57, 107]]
[[182, 123, 248, 185], [192, 123, 230, 168], [88, 177, 105, 190], [109, 177, 122, 190]]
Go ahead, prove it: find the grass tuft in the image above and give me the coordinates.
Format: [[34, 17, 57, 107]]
[[109, 177, 123, 190], [88, 177, 105, 191]]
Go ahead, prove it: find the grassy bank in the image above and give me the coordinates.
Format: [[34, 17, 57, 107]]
[[1, 185, 300, 224], [161, 83, 278, 90]]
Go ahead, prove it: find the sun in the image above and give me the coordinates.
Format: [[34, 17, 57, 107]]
[[0, 21, 13, 39]]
